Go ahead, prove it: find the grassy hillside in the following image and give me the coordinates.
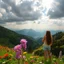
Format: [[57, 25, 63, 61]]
[[0, 26, 39, 52], [51, 32, 64, 56]]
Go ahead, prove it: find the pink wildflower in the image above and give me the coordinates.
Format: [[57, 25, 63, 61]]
[[15, 51, 21, 59], [14, 44, 21, 52], [20, 39, 27, 50], [14, 45, 21, 59], [23, 56, 26, 59]]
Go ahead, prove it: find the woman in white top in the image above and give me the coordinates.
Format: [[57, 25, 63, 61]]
[[42, 31, 53, 61]]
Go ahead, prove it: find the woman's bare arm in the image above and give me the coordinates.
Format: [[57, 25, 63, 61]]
[[42, 36, 45, 42]]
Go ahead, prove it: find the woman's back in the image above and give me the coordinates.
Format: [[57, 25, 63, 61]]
[[43, 31, 53, 46], [42, 31, 53, 62]]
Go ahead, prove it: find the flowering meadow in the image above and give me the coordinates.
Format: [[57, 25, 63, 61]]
[[0, 39, 64, 64]]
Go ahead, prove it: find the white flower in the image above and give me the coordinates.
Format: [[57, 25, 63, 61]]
[[2, 62, 6, 64], [39, 62, 42, 64]]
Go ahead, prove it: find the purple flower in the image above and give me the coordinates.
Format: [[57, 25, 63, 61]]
[[14, 44, 21, 52], [14, 45, 22, 59], [20, 39, 27, 50], [13, 39, 27, 59], [16, 51, 21, 59], [20, 39, 27, 43]]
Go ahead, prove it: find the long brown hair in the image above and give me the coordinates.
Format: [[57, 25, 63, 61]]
[[46, 31, 52, 45]]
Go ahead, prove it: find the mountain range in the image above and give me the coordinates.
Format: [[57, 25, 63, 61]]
[[15, 29, 63, 39]]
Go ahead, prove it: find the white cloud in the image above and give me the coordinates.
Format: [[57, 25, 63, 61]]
[[0, 13, 2, 18], [0, 8, 6, 14]]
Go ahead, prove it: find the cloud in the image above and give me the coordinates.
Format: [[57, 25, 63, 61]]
[[0, 13, 3, 18], [48, 0, 64, 19], [52, 19, 64, 26], [0, 0, 42, 24]]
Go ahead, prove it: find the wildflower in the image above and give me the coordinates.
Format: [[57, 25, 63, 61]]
[[30, 56, 33, 59], [2, 61, 6, 64], [23, 52, 27, 55], [30, 59, 35, 63], [20, 39, 27, 50], [20, 39, 27, 44], [14, 44, 21, 52], [14, 45, 22, 59], [24, 61, 28, 64], [0, 56, 2, 59], [23, 56, 26, 59], [53, 58, 56, 62], [39, 62, 42, 64], [3, 53, 8, 58], [13, 39, 27, 64], [15, 51, 21, 59], [9, 54, 13, 57]]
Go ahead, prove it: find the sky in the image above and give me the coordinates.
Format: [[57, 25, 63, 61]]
[[0, 0, 64, 31]]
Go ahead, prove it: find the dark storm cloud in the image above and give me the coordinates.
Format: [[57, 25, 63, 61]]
[[48, 0, 64, 19], [0, 0, 42, 24]]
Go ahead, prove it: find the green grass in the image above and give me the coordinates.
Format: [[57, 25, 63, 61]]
[[0, 48, 64, 64]]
